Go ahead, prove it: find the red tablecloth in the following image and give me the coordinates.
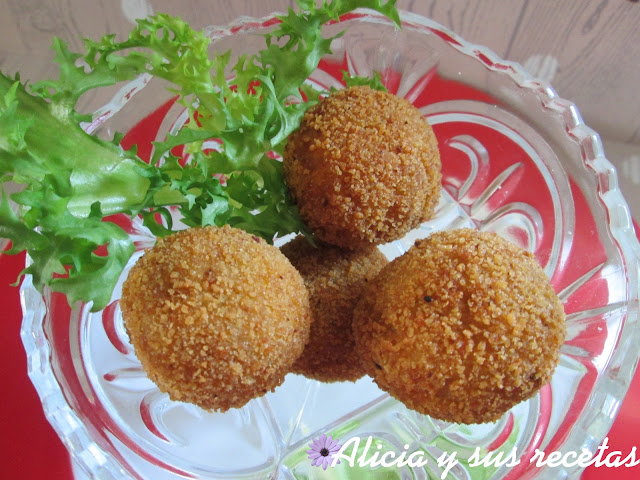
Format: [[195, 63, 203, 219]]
[[1, 231, 638, 479], [0, 251, 73, 478]]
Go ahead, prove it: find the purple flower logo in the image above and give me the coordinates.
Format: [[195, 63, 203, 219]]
[[307, 434, 342, 470]]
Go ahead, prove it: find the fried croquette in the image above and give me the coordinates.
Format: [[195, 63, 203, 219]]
[[281, 236, 388, 382], [283, 85, 441, 249], [353, 229, 566, 424], [120, 225, 311, 412]]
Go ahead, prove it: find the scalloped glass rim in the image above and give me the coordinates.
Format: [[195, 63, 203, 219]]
[[19, 8, 640, 480]]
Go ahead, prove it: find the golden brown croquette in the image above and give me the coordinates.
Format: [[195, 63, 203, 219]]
[[283, 85, 441, 249], [120, 225, 311, 412], [280, 236, 388, 382], [353, 229, 565, 424]]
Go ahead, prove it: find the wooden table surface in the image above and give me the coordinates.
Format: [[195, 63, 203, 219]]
[[1, 0, 639, 216], [1, 1, 639, 479]]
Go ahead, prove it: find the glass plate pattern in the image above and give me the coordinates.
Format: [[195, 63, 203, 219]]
[[20, 9, 640, 480]]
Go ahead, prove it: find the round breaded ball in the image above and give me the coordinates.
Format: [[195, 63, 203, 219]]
[[283, 85, 441, 249], [120, 225, 311, 412], [280, 236, 388, 382], [353, 229, 565, 424]]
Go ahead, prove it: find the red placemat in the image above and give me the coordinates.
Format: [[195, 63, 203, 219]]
[[2, 239, 639, 479], [0, 250, 73, 479], [582, 224, 640, 479]]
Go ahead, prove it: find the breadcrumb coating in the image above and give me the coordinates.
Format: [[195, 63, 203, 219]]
[[283, 85, 441, 249], [281, 236, 388, 382], [353, 229, 566, 424], [120, 225, 311, 412]]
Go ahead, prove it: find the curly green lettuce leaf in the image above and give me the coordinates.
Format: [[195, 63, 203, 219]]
[[0, 0, 400, 311], [342, 71, 388, 91]]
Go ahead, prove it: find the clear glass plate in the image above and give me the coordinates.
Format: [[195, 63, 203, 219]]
[[20, 9, 640, 480]]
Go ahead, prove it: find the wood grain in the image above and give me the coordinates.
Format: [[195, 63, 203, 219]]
[[1, 0, 639, 145], [399, 0, 528, 58], [507, 1, 640, 143]]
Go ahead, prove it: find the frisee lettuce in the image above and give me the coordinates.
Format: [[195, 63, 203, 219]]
[[0, 0, 400, 311]]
